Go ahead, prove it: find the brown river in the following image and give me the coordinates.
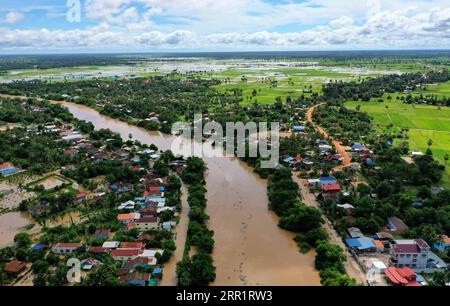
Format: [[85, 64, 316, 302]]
[[52, 101, 321, 285]]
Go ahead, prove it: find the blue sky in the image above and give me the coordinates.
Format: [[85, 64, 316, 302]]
[[0, 0, 449, 53]]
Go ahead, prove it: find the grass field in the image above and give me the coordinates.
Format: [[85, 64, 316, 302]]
[[346, 101, 450, 187]]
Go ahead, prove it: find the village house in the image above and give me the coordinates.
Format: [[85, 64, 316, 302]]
[[52, 243, 82, 255], [351, 143, 366, 152], [3, 260, 27, 275], [118, 200, 136, 210], [87, 247, 110, 254], [433, 235, 450, 254], [120, 271, 151, 286], [102, 241, 120, 249], [111, 249, 142, 261], [385, 266, 421, 286], [125, 257, 157, 271], [348, 227, 364, 238], [135, 216, 159, 231], [390, 239, 447, 273], [94, 229, 112, 240], [387, 217, 409, 235], [75, 193, 88, 203], [119, 242, 145, 250], [117, 213, 140, 224], [0, 162, 21, 176], [81, 257, 102, 271], [321, 183, 341, 201]]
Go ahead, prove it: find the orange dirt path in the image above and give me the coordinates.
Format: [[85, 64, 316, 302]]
[[306, 104, 351, 171]]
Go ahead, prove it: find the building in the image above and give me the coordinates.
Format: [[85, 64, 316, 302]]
[[52, 243, 82, 255], [94, 229, 111, 240], [118, 200, 136, 210], [111, 249, 142, 261], [80, 258, 102, 271], [319, 177, 337, 186], [125, 257, 157, 271], [433, 235, 450, 254], [347, 227, 364, 238], [3, 260, 27, 275], [117, 213, 139, 224], [135, 217, 159, 231], [390, 239, 447, 273], [87, 247, 110, 254], [351, 143, 366, 151], [385, 267, 421, 286], [345, 237, 377, 253], [387, 217, 409, 235], [102, 241, 120, 249], [75, 193, 87, 203], [119, 242, 145, 250], [120, 272, 151, 286]]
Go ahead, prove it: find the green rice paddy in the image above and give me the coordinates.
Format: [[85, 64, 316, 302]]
[[346, 100, 450, 187]]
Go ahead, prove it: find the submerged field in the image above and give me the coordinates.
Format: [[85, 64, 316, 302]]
[[346, 101, 450, 187]]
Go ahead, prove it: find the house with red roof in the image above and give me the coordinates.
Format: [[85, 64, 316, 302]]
[[3, 260, 27, 275], [385, 267, 421, 286], [74, 193, 87, 204], [390, 239, 447, 273], [119, 242, 145, 250], [52, 243, 82, 255], [111, 249, 142, 261], [321, 183, 341, 201]]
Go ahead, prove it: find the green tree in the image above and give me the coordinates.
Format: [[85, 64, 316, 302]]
[[14, 232, 32, 249]]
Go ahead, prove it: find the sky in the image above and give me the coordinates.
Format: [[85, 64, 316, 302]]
[[0, 0, 449, 53]]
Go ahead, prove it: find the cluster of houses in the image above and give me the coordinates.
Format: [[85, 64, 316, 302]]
[[281, 126, 347, 171], [1, 120, 184, 286], [43, 229, 166, 286], [344, 225, 448, 286], [116, 176, 177, 232]]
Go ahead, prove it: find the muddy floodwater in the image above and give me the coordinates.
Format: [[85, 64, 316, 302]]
[[58, 101, 320, 285], [0, 212, 37, 248]]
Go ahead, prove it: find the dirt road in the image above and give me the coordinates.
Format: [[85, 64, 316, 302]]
[[292, 173, 367, 284], [306, 104, 351, 171]]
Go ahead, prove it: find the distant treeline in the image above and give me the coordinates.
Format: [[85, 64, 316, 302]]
[[0, 54, 137, 70], [323, 69, 450, 101], [1, 50, 450, 70]]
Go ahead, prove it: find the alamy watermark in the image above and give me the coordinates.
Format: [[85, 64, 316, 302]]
[[66, 258, 81, 283], [171, 115, 279, 169], [66, 0, 81, 23]]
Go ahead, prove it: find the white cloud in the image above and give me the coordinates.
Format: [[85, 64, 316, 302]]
[[330, 16, 354, 28], [1, 2, 450, 51], [2, 11, 24, 24]]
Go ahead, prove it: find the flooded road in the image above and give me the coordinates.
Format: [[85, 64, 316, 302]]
[[58, 101, 320, 285]]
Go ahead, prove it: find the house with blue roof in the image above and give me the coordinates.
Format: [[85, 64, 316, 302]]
[[433, 235, 450, 254], [345, 237, 377, 253], [0, 168, 20, 176], [282, 156, 294, 164], [31, 244, 46, 251], [352, 143, 366, 151], [319, 177, 337, 186], [292, 125, 306, 133], [152, 268, 163, 277]]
